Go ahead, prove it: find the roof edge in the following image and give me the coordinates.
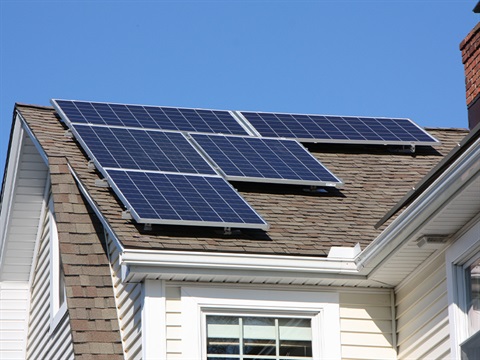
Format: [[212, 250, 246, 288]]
[[375, 120, 480, 228], [358, 133, 480, 272]]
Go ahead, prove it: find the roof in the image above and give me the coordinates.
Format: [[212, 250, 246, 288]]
[[49, 155, 123, 359], [376, 119, 480, 228], [16, 103, 468, 257]]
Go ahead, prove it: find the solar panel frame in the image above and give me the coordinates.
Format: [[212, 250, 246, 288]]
[[71, 124, 218, 175], [236, 111, 440, 146], [51, 99, 253, 136], [190, 133, 343, 187], [105, 169, 269, 230]]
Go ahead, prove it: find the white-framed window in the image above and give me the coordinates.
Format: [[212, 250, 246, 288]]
[[446, 220, 480, 359], [205, 313, 314, 359], [49, 199, 67, 333], [181, 286, 340, 360]]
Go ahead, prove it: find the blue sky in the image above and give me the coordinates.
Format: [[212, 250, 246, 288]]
[[0, 1, 478, 181]]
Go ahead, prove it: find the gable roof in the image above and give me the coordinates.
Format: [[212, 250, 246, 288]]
[[15, 103, 468, 257]]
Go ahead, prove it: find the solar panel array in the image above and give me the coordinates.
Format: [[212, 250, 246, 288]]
[[239, 111, 439, 145], [52, 99, 439, 230], [191, 134, 341, 186]]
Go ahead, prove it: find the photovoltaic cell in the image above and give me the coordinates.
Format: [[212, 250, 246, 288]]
[[191, 134, 342, 186], [106, 169, 269, 229], [52, 99, 250, 135], [240, 111, 439, 145], [72, 125, 216, 175]]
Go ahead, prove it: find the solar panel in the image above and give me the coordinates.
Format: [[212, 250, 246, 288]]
[[52, 99, 250, 135], [72, 124, 217, 175], [106, 169, 269, 230], [238, 111, 440, 145], [191, 134, 342, 186]]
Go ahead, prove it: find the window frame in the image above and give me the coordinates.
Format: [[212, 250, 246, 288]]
[[181, 286, 340, 360], [446, 219, 480, 358], [203, 311, 317, 359], [48, 199, 67, 333]]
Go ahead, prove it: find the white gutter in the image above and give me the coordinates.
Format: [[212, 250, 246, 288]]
[[120, 248, 360, 283], [355, 135, 480, 274]]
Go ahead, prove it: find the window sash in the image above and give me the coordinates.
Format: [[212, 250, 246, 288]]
[[206, 315, 313, 360]]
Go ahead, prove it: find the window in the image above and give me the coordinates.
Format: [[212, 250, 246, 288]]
[[181, 286, 340, 359], [206, 315, 313, 359], [466, 257, 480, 336], [49, 199, 67, 332], [446, 221, 480, 359]]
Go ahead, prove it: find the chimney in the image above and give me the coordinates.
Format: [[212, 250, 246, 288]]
[[460, 2, 480, 130]]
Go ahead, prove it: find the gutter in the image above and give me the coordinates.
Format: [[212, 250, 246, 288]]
[[120, 248, 361, 283]]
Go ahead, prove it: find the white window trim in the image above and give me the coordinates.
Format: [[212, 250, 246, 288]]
[[181, 286, 340, 360], [446, 219, 480, 358], [49, 199, 67, 333], [142, 279, 166, 360]]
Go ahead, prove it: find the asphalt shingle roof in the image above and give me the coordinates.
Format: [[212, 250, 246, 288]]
[[18, 103, 468, 257]]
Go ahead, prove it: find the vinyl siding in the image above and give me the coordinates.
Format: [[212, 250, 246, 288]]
[[166, 286, 182, 359], [163, 285, 395, 360], [108, 235, 143, 359], [396, 254, 449, 360], [25, 196, 74, 360], [0, 283, 29, 359], [340, 291, 396, 360]]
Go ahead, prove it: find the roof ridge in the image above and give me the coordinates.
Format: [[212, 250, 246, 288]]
[[15, 102, 54, 110], [424, 126, 468, 132]]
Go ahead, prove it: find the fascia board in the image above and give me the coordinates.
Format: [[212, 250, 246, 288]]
[[356, 136, 480, 274], [0, 115, 24, 268]]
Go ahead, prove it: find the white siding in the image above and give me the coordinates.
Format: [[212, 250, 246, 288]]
[[162, 285, 395, 360], [25, 198, 74, 360], [340, 291, 396, 360], [166, 286, 182, 359], [396, 254, 449, 359], [108, 235, 142, 359], [0, 283, 29, 359]]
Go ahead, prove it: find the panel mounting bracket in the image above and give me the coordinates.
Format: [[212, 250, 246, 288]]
[[64, 129, 73, 138], [144, 223, 152, 231], [88, 160, 96, 170]]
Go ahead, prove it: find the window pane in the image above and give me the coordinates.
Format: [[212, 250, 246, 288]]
[[279, 318, 313, 357], [206, 315, 313, 359], [243, 317, 276, 356], [243, 317, 276, 339], [279, 318, 312, 341], [207, 316, 240, 355], [244, 338, 276, 356], [467, 259, 480, 335]]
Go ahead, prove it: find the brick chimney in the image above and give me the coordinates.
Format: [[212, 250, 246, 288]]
[[460, 3, 480, 129]]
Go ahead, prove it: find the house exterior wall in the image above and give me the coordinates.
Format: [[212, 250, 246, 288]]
[[25, 195, 74, 360], [0, 282, 29, 359], [161, 284, 395, 360], [108, 235, 143, 360], [395, 253, 449, 359]]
